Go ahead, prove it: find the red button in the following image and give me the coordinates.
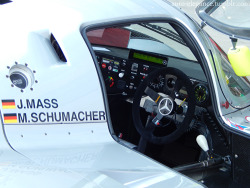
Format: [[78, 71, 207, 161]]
[[102, 63, 106, 69], [222, 101, 229, 109]]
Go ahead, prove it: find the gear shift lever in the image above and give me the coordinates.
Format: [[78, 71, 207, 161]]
[[174, 135, 223, 172], [196, 135, 210, 158]]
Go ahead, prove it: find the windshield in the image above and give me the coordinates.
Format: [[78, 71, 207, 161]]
[[125, 23, 196, 61], [87, 23, 196, 61]]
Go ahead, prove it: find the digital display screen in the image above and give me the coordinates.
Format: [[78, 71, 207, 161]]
[[133, 52, 165, 65]]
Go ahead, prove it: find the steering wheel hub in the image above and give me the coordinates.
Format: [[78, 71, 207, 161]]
[[158, 97, 174, 116]]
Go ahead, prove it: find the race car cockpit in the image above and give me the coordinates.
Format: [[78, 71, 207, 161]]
[[85, 22, 228, 178]]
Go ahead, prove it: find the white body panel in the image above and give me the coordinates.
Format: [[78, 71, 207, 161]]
[[0, 0, 207, 187]]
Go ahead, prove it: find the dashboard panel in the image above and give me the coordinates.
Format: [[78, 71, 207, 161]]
[[94, 46, 210, 106], [95, 48, 168, 95]]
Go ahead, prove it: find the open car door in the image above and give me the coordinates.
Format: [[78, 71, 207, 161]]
[[196, 0, 250, 40]]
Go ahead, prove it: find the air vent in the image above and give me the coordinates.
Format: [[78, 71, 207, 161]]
[[50, 34, 67, 62], [130, 30, 162, 43], [0, 0, 12, 5]]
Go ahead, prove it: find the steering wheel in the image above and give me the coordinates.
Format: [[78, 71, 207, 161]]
[[132, 67, 195, 145]]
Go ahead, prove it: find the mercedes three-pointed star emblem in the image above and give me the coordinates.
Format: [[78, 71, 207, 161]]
[[158, 98, 173, 116]]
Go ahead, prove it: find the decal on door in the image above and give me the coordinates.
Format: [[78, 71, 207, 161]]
[[1, 99, 106, 124], [2, 100, 16, 109], [227, 118, 247, 130], [3, 113, 18, 124]]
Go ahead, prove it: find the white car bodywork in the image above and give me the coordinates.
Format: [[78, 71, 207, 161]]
[[0, 0, 206, 187], [1, 0, 249, 187]]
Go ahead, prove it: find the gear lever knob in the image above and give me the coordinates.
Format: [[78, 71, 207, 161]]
[[196, 135, 209, 152]]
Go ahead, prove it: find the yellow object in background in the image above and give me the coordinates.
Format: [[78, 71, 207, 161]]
[[228, 46, 250, 76]]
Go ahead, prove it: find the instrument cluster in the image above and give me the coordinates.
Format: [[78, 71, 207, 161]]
[[95, 49, 210, 106]]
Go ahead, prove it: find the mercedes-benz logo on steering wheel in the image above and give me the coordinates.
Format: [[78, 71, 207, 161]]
[[158, 98, 173, 116]]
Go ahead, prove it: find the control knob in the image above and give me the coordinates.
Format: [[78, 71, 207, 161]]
[[118, 72, 124, 78]]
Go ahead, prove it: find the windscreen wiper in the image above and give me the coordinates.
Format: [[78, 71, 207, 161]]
[[139, 23, 187, 46]]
